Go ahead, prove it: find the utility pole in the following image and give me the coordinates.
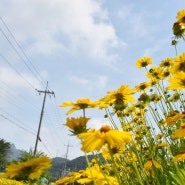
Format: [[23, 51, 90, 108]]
[[61, 143, 72, 177], [34, 82, 54, 155]]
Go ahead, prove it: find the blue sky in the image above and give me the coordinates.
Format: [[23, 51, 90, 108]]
[[0, 0, 185, 160]]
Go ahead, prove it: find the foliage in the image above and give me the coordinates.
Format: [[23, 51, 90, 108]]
[[18, 148, 46, 162], [0, 138, 10, 170]]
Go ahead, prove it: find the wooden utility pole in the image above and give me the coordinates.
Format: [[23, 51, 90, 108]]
[[34, 82, 54, 155], [61, 143, 72, 177]]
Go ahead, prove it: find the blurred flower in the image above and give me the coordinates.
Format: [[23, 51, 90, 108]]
[[176, 9, 185, 25], [99, 84, 135, 109], [77, 164, 119, 185], [2, 156, 51, 180], [172, 123, 185, 139], [156, 133, 163, 139], [146, 66, 163, 80], [138, 93, 150, 103], [173, 151, 185, 162], [135, 81, 151, 92], [136, 56, 152, 68], [78, 125, 132, 153], [101, 144, 124, 160], [144, 158, 162, 176], [159, 58, 174, 68], [64, 116, 90, 135], [171, 93, 181, 102], [172, 22, 185, 38], [60, 98, 98, 115], [56, 170, 86, 185], [150, 93, 162, 104], [165, 112, 185, 126], [167, 71, 185, 90], [170, 52, 185, 73], [0, 179, 26, 185], [155, 142, 167, 149], [55, 176, 74, 185]]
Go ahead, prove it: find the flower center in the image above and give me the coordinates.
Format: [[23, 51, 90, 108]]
[[100, 125, 111, 133]]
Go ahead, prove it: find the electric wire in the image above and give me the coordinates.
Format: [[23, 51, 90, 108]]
[[0, 17, 67, 157], [0, 107, 37, 134], [0, 113, 54, 158], [0, 53, 36, 90], [0, 113, 36, 136], [0, 82, 40, 113], [40, 140, 54, 158], [0, 16, 47, 89]]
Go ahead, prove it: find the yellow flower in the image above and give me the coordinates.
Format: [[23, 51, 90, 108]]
[[172, 123, 185, 139], [3, 156, 51, 180], [171, 93, 181, 102], [156, 133, 163, 139], [146, 66, 163, 80], [144, 158, 162, 176], [170, 52, 185, 73], [167, 71, 185, 90], [55, 176, 74, 185], [172, 21, 185, 38], [176, 9, 185, 24], [150, 93, 162, 103], [55, 170, 85, 185], [173, 10, 185, 38], [155, 142, 167, 149], [135, 81, 151, 92], [149, 78, 159, 86], [64, 117, 90, 135], [99, 84, 135, 109], [77, 164, 119, 185], [0, 178, 26, 185], [165, 112, 185, 126], [101, 144, 124, 160], [144, 158, 162, 169], [136, 56, 152, 68], [159, 58, 174, 68], [173, 151, 185, 162], [60, 98, 98, 115], [78, 125, 132, 153]]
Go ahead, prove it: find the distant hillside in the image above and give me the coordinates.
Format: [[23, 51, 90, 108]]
[[49, 155, 94, 179], [4, 145, 90, 180], [3, 141, 98, 180]]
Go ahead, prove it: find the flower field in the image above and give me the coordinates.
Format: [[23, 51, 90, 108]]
[[1, 8, 185, 185]]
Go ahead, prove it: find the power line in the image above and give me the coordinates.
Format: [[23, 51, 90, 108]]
[[40, 141, 54, 158], [0, 53, 36, 90], [0, 17, 66, 157], [0, 16, 47, 88], [0, 113, 36, 136]]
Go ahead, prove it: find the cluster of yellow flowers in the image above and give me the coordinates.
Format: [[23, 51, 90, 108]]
[[58, 9, 185, 185]]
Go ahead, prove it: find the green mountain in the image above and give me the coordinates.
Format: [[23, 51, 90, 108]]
[[49, 155, 94, 179]]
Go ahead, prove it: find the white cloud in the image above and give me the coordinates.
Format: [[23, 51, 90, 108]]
[[70, 74, 108, 90], [117, 5, 156, 39], [0, 0, 124, 62], [0, 67, 43, 94]]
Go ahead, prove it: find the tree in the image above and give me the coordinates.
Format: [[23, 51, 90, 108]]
[[0, 138, 10, 170], [18, 148, 46, 162]]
